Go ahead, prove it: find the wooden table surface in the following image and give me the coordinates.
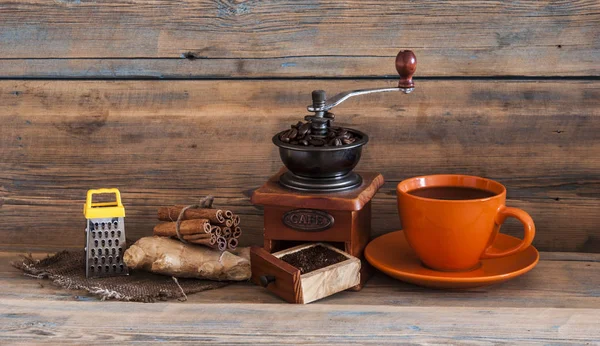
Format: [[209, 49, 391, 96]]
[[1, 251, 598, 344]]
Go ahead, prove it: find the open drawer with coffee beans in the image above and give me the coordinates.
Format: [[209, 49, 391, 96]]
[[250, 243, 360, 304]]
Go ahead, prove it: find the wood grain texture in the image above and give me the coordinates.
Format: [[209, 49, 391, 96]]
[[0, 1, 598, 77], [2, 301, 597, 344], [0, 79, 598, 252], [1, 252, 599, 344]]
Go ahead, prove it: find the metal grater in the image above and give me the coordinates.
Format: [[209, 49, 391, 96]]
[[83, 189, 129, 278]]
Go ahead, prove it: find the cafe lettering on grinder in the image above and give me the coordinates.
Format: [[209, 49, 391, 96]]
[[250, 50, 417, 303], [282, 209, 334, 232]]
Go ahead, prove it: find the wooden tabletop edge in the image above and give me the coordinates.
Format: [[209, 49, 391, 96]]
[[2, 250, 599, 262]]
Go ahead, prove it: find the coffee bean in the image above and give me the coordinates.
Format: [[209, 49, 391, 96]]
[[298, 123, 311, 136], [329, 138, 342, 146], [280, 122, 361, 147], [279, 130, 291, 142]]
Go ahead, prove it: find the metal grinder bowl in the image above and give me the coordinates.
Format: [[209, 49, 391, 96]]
[[272, 129, 369, 192], [271, 50, 416, 192]]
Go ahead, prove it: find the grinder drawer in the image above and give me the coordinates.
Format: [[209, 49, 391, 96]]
[[251, 243, 360, 304]]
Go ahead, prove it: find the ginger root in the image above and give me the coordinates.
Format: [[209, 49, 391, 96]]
[[123, 236, 250, 281]]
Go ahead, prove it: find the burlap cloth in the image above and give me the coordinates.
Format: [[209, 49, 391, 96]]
[[12, 250, 228, 302]]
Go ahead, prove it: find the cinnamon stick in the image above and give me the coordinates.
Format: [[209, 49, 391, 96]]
[[228, 238, 238, 250], [215, 218, 233, 227], [153, 219, 211, 237], [232, 215, 240, 227], [183, 233, 212, 241], [222, 227, 231, 238], [210, 225, 221, 235], [217, 236, 227, 251], [224, 210, 233, 219], [232, 227, 242, 239], [158, 206, 225, 224]]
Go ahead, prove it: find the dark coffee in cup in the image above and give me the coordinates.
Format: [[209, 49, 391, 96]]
[[409, 186, 496, 200]]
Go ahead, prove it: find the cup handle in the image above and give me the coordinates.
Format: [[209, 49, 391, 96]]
[[481, 206, 535, 259]]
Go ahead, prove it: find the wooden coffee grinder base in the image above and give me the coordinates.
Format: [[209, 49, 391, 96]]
[[251, 168, 384, 290]]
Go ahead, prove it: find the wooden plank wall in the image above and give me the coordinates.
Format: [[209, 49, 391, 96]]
[[0, 1, 598, 252]]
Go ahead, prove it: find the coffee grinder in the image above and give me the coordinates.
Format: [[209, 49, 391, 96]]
[[251, 50, 417, 291]]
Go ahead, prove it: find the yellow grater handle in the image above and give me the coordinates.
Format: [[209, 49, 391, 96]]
[[84, 188, 125, 219]]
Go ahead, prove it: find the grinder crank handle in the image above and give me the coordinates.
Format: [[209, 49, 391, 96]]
[[396, 50, 417, 88], [307, 50, 417, 113]]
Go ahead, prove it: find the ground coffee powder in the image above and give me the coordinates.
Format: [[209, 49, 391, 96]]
[[280, 245, 348, 274]]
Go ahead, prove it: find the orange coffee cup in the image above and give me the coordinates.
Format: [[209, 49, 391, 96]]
[[397, 174, 535, 272]]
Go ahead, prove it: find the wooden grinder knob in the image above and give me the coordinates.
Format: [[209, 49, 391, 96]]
[[260, 275, 276, 287], [395, 50, 417, 88]]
